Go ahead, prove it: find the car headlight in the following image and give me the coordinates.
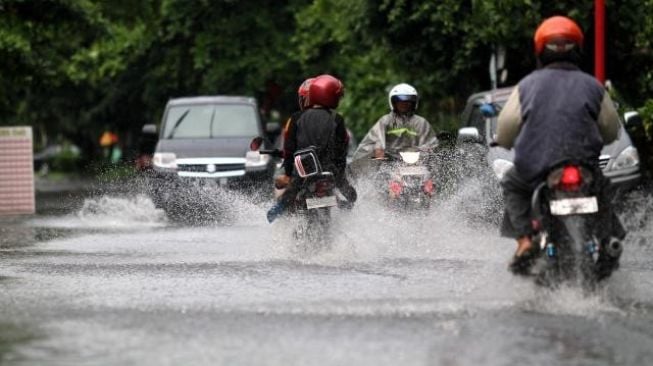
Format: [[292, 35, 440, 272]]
[[613, 146, 639, 170], [245, 150, 270, 171], [152, 152, 177, 170], [492, 159, 514, 180]]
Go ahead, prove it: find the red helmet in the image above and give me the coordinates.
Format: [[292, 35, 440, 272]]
[[534, 16, 584, 56], [297, 78, 314, 110], [307, 74, 344, 109]]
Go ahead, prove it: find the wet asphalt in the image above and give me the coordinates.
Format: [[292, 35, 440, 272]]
[[0, 176, 652, 365]]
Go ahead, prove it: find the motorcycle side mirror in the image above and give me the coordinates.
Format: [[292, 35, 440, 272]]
[[624, 111, 643, 129], [457, 127, 483, 144], [249, 136, 264, 151]]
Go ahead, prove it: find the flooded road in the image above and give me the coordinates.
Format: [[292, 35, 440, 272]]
[[1, 179, 652, 365]]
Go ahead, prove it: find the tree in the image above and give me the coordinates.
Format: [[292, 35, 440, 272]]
[[1, 0, 652, 169]]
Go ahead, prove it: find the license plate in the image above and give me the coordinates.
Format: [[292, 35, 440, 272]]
[[399, 166, 428, 176], [550, 196, 598, 215], [305, 195, 337, 209]]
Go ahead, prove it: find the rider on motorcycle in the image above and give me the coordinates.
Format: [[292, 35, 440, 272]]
[[495, 16, 625, 275], [268, 74, 357, 222], [352, 83, 438, 162]]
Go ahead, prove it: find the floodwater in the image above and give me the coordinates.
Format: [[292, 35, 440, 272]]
[[0, 176, 652, 365]]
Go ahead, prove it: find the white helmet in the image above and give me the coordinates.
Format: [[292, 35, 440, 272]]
[[388, 83, 418, 113]]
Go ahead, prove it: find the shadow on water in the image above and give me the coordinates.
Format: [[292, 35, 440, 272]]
[[0, 322, 39, 364], [0, 223, 76, 249]]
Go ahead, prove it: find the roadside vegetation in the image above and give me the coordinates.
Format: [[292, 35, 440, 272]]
[[1, 0, 652, 178]]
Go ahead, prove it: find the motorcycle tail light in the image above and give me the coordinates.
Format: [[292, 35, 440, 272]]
[[557, 165, 582, 191], [314, 179, 333, 197], [531, 219, 541, 231], [422, 179, 434, 194], [389, 181, 403, 195]]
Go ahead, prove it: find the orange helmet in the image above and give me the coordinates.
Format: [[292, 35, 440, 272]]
[[534, 16, 584, 56], [307, 74, 344, 109], [297, 78, 314, 110]]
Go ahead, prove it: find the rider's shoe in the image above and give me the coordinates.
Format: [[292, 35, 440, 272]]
[[508, 236, 538, 276], [266, 201, 285, 223], [595, 238, 622, 281], [595, 255, 619, 281]]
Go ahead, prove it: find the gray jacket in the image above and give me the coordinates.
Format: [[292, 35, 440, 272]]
[[352, 112, 438, 162], [496, 63, 620, 182]]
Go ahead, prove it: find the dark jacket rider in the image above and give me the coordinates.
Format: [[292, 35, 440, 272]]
[[268, 74, 357, 222], [495, 16, 624, 275]]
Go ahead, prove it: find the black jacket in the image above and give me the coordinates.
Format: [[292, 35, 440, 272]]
[[282, 108, 349, 178]]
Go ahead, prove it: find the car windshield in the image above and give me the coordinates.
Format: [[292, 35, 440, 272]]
[[163, 104, 259, 139]]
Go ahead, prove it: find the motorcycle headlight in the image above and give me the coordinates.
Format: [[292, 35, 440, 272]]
[[152, 152, 177, 170], [613, 146, 639, 170], [245, 150, 270, 171], [399, 151, 420, 164], [492, 159, 514, 180]]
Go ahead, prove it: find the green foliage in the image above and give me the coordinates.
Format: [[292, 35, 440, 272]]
[[639, 100, 653, 138], [50, 146, 81, 173], [94, 162, 138, 182], [1, 0, 653, 165]]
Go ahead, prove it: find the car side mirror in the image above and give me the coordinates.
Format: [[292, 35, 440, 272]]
[[250, 136, 264, 151], [142, 124, 157, 135], [624, 111, 643, 129], [457, 127, 483, 144]]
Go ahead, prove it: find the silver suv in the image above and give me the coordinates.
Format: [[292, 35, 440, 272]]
[[457, 87, 641, 194]]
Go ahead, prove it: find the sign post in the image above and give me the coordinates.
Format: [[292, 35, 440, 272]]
[[595, 0, 606, 83], [0, 126, 35, 215]]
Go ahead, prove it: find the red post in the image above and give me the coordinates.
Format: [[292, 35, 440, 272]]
[[595, 0, 605, 83]]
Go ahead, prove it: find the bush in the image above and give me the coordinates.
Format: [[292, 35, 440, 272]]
[[50, 148, 81, 172], [638, 99, 653, 139]]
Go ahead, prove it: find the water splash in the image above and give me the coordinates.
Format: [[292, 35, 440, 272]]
[[29, 194, 167, 229], [261, 164, 511, 266], [523, 284, 624, 317], [76, 194, 166, 227]]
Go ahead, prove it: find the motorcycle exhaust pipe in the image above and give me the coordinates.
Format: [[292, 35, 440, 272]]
[[604, 238, 623, 259]]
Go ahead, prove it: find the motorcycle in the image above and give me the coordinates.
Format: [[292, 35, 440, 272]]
[[374, 149, 434, 210], [250, 137, 338, 244], [528, 160, 624, 289]]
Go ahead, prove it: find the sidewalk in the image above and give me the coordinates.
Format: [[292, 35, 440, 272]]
[[34, 175, 98, 193], [34, 174, 139, 196]]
